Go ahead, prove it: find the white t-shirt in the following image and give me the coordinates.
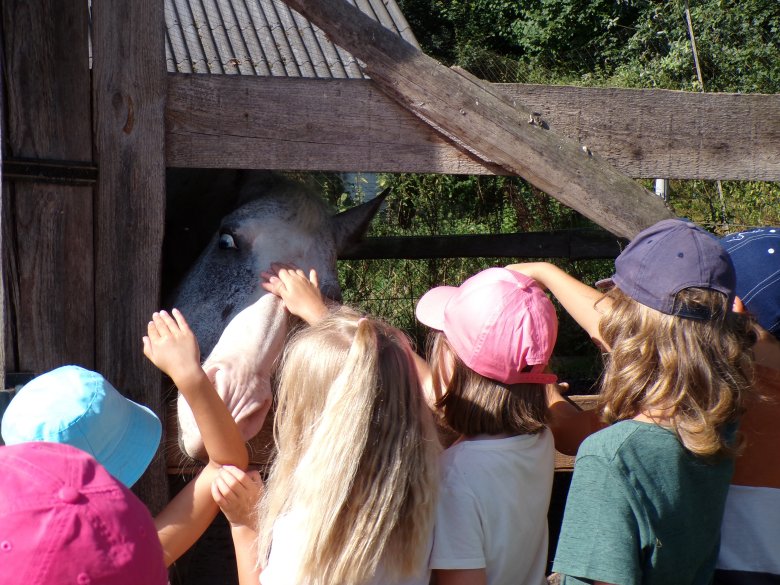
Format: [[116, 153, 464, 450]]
[[429, 430, 554, 585], [260, 510, 432, 585]]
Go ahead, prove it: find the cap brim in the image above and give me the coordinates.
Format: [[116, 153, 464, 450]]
[[595, 277, 616, 291], [100, 401, 162, 487], [415, 285, 459, 331]]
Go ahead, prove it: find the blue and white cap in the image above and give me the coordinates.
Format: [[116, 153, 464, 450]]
[[721, 227, 780, 339]]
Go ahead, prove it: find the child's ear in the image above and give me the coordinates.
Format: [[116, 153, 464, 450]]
[[732, 296, 746, 314]]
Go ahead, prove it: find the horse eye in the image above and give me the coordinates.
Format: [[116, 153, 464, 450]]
[[218, 233, 238, 250]]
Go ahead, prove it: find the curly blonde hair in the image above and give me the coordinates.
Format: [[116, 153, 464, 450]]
[[257, 308, 439, 585], [598, 287, 756, 458]]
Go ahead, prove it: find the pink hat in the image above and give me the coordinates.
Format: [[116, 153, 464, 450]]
[[416, 267, 558, 385], [0, 442, 167, 585]]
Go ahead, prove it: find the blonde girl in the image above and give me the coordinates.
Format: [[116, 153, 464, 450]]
[[214, 268, 439, 585], [510, 219, 756, 585]]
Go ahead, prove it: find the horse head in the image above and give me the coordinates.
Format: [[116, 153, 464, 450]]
[[169, 172, 385, 460]]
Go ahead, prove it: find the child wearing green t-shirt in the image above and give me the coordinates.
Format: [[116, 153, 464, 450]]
[[509, 219, 756, 585]]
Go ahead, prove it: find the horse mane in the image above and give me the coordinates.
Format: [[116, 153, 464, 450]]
[[234, 172, 333, 233]]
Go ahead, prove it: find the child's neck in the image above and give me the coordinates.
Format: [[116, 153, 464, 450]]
[[633, 410, 674, 427]]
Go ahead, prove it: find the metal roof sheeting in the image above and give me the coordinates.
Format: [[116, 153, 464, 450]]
[[165, 0, 419, 77]]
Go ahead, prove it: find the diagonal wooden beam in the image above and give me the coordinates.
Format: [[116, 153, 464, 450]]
[[279, 0, 675, 238]]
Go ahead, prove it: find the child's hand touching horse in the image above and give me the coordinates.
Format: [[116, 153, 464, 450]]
[[261, 263, 329, 324], [143, 309, 203, 387]]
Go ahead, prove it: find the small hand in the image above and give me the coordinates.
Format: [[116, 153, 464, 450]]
[[142, 309, 202, 383], [260, 263, 329, 324], [211, 465, 264, 528]]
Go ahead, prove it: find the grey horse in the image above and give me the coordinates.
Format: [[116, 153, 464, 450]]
[[169, 171, 385, 459]]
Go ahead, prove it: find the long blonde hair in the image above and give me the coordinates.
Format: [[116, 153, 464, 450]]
[[598, 287, 756, 457], [258, 308, 439, 585]]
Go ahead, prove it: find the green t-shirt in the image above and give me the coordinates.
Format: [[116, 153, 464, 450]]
[[553, 420, 733, 585]]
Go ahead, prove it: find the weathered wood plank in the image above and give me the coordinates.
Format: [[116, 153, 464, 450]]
[[246, 0, 679, 237], [499, 84, 780, 183], [1, 0, 93, 376], [92, 1, 168, 512], [166, 74, 498, 175], [340, 230, 626, 260], [166, 75, 780, 183], [3, 185, 94, 371]]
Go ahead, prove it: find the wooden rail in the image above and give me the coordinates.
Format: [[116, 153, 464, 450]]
[[167, 75, 780, 183]]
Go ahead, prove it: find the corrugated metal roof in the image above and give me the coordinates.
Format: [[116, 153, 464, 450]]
[[165, 0, 420, 77]]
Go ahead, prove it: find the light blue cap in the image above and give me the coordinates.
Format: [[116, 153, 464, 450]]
[[1, 365, 162, 487]]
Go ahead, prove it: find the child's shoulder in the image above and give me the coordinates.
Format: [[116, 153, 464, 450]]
[[578, 420, 678, 462], [441, 431, 554, 476]]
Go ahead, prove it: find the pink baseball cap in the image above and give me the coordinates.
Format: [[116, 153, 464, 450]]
[[416, 267, 558, 385], [0, 442, 167, 585]]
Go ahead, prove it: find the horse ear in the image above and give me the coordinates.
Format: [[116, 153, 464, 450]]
[[331, 188, 390, 253]]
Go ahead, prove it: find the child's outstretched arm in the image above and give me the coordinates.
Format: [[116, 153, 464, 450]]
[[506, 262, 607, 348], [261, 263, 329, 325], [143, 309, 249, 566], [212, 465, 264, 585]]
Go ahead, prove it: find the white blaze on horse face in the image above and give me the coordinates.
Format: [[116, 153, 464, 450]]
[[177, 294, 288, 459]]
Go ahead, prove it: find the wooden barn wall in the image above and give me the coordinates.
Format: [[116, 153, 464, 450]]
[[2, 1, 94, 383], [91, 0, 168, 513], [166, 75, 780, 182]]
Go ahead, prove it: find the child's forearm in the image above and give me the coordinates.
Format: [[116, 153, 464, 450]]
[[155, 465, 221, 566], [506, 262, 606, 346], [231, 524, 261, 585], [545, 384, 606, 455], [175, 367, 248, 470]]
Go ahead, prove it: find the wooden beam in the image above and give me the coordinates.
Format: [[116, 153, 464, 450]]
[[92, 1, 168, 512], [249, 1, 679, 237], [167, 76, 780, 183], [1, 0, 94, 376], [166, 75, 780, 182], [340, 230, 625, 260], [498, 84, 780, 183]]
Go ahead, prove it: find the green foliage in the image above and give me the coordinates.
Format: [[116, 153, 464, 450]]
[[338, 0, 779, 383], [402, 0, 780, 91], [610, 1, 780, 92]]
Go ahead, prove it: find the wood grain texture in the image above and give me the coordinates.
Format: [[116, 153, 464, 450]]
[[186, 0, 679, 238], [499, 84, 780, 183], [166, 75, 780, 182], [3, 184, 94, 372], [1, 0, 93, 376], [92, 0, 168, 512]]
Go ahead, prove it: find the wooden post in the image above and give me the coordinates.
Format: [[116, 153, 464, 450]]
[[1, 1, 94, 376], [279, 0, 675, 238], [91, 1, 168, 512]]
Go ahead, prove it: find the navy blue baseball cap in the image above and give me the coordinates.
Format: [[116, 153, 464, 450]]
[[597, 219, 736, 319], [720, 227, 780, 339]]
